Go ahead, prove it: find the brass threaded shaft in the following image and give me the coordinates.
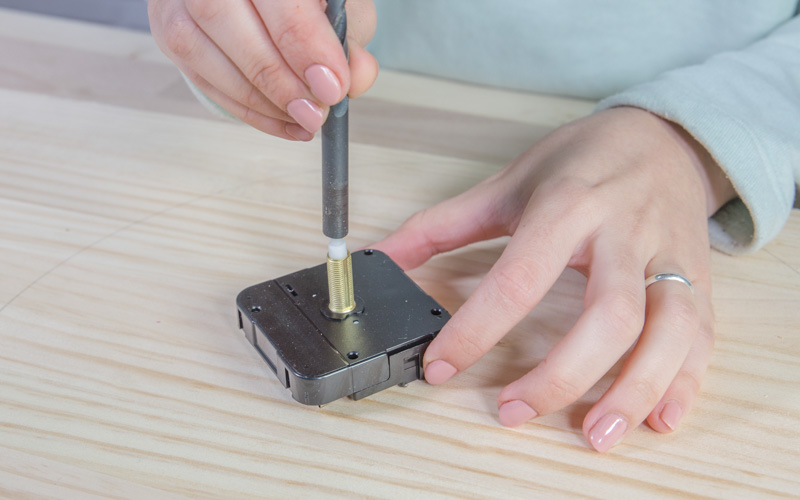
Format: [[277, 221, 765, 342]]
[[327, 251, 356, 314]]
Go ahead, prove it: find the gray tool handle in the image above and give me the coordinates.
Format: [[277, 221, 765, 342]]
[[322, 0, 349, 239]]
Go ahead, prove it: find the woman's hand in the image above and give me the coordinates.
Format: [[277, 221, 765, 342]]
[[372, 107, 736, 453], [148, 0, 378, 140]]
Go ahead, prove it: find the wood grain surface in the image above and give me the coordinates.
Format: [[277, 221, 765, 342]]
[[1, 9, 798, 499]]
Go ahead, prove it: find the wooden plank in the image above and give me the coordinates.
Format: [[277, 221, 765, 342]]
[[1, 11, 798, 499]]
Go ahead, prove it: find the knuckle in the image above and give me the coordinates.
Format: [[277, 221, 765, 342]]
[[661, 295, 699, 335], [697, 322, 715, 348], [599, 291, 644, 337], [402, 208, 446, 257], [185, 0, 224, 25], [449, 325, 486, 362], [675, 368, 702, 395], [540, 176, 590, 200], [243, 84, 269, 113], [487, 258, 541, 312], [544, 372, 585, 406], [696, 307, 716, 346], [248, 60, 286, 102], [274, 20, 314, 51], [540, 178, 597, 222], [537, 359, 585, 405], [163, 12, 200, 60], [239, 104, 259, 127], [631, 377, 663, 409], [415, 209, 446, 254], [404, 209, 430, 237]]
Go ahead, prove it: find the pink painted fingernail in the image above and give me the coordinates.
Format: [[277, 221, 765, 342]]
[[286, 99, 324, 133], [305, 64, 342, 106], [285, 123, 314, 141], [660, 400, 683, 431], [424, 360, 457, 385], [498, 400, 538, 427], [588, 414, 628, 453]]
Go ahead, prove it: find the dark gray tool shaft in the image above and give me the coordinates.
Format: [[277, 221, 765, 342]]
[[322, 0, 349, 239]]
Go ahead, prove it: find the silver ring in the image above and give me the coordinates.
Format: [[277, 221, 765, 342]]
[[645, 273, 694, 295]]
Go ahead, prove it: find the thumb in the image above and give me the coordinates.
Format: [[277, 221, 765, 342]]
[[345, 0, 377, 47], [347, 43, 379, 98], [346, 0, 378, 98]]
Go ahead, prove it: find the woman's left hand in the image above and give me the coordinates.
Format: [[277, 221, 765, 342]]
[[371, 107, 736, 452]]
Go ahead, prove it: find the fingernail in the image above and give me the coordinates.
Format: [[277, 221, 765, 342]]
[[285, 123, 314, 141], [659, 400, 683, 431], [424, 360, 457, 385], [286, 99, 324, 133], [498, 400, 538, 427], [305, 64, 342, 106], [588, 414, 628, 453]]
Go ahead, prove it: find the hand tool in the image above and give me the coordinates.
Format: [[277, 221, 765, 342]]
[[321, 0, 356, 316]]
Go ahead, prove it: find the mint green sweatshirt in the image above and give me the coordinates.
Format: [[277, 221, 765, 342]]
[[368, 1, 800, 254]]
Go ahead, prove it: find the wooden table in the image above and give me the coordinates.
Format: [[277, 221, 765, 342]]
[[1, 9, 798, 499]]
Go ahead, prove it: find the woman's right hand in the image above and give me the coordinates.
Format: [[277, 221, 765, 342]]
[[148, 0, 378, 141]]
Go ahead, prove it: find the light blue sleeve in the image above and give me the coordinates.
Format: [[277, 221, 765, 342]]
[[596, 15, 800, 254]]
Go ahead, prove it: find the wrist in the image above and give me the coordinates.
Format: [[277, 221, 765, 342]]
[[634, 108, 737, 217], [668, 121, 736, 217]]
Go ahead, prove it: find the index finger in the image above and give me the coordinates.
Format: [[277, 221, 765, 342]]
[[423, 198, 592, 385], [253, 0, 351, 105]]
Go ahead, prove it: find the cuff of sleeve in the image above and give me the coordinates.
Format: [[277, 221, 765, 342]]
[[596, 80, 795, 255]]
